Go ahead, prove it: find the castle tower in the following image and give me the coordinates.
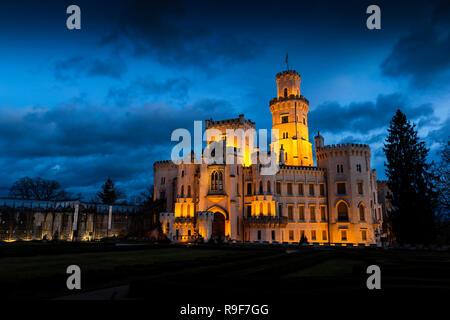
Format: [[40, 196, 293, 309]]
[[270, 70, 313, 166]]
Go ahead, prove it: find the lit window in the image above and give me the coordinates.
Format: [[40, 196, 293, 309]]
[[337, 182, 346, 195], [337, 202, 349, 222], [361, 230, 367, 241], [359, 205, 365, 221], [289, 230, 294, 241], [320, 184, 325, 196], [311, 230, 316, 241], [309, 184, 315, 196], [357, 182, 363, 195], [299, 206, 305, 221], [310, 206, 316, 221], [298, 183, 304, 195], [320, 206, 326, 221]]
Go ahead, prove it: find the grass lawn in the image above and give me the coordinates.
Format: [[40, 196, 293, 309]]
[[1, 243, 449, 300]]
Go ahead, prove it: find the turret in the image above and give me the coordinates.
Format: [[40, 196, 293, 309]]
[[270, 69, 313, 166]]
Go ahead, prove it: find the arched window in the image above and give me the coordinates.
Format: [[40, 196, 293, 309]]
[[285, 152, 288, 161], [259, 203, 264, 215], [187, 204, 191, 217], [180, 185, 184, 197], [259, 181, 263, 194], [337, 202, 349, 222], [359, 204, 365, 221], [180, 204, 185, 217], [284, 88, 288, 97], [218, 171, 223, 190], [211, 171, 223, 191], [267, 180, 271, 193], [187, 185, 191, 197], [267, 203, 271, 215]]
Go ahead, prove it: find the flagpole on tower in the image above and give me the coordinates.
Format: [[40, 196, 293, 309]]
[[285, 52, 289, 70]]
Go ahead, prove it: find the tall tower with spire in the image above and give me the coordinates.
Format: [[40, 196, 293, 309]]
[[269, 69, 313, 166]]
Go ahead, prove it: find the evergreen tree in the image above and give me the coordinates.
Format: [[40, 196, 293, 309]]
[[383, 110, 436, 244], [433, 139, 450, 244], [97, 178, 122, 205]]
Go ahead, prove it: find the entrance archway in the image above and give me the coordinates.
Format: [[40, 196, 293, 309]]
[[211, 212, 225, 239]]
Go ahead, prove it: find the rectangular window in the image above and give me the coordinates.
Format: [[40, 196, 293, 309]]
[[287, 183, 293, 195], [341, 230, 347, 241], [337, 182, 346, 195], [357, 182, 363, 195], [320, 206, 326, 221], [309, 184, 315, 196], [247, 183, 252, 195], [319, 184, 325, 196], [288, 206, 294, 220], [276, 181, 281, 194], [311, 230, 316, 241], [361, 230, 367, 241], [237, 217, 240, 235], [298, 183, 304, 195], [299, 205, 305, 221], [257, 230, 261, 240], [278, 204, 283, 216], [247, 205, 252, 217], [160, 191, 166, 199], [281, 115, 289, 123], [322, 230, 327, 241], [188, 230, 191, 236], [289, 230, 294, 241], [310, 206, 316, 221], [356, 164, 362, 172], [337, 164, 344, 173], [161, 177, 165, 184], [272, 230, 275, 241]]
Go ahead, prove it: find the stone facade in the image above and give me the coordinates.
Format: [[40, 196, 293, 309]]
[[155, 69, 383, 246]]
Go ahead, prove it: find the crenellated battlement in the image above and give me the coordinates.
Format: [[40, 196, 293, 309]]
[[276, 70, 301, 79], [205, 114, 255, 129], [269, 95, 309, 106], [154, 160, 177, 168], [316, 143, 371, 159], [160, 212, 174, 219], [196, 211, 214, 219], [279, 164, 326, 173]]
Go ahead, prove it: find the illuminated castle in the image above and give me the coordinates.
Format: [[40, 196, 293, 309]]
[[154, 69, 383, 245]]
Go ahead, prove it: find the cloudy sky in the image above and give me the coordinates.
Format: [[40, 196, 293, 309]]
[[0, 0, 449, 199]]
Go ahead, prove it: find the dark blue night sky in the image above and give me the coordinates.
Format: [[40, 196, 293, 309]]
[[0, 0, 449, 199]]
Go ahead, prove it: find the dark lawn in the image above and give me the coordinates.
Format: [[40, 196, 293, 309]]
[[1, 243, 448, 300]]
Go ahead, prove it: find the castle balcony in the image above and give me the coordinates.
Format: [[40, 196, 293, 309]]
[[244, 215, 288, 228], [206, 190, 227, 203], [269, 95, 309, 106], [174, 217, 196, 225]]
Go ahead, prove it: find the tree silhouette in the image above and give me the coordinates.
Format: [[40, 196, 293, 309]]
[[9, 177, 68, 200], [97, 178, 122, 205], [383, 110, 436, 244]]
